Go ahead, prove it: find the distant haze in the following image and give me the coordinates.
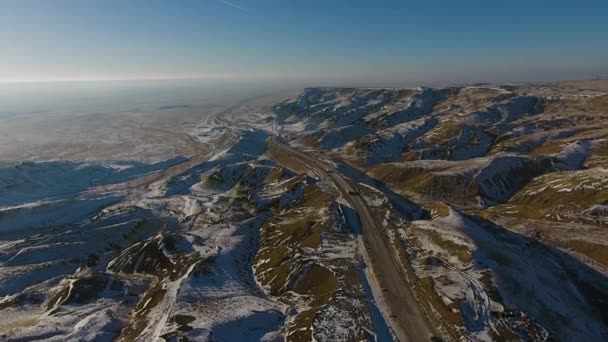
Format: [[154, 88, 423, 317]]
[[1, 0, 607, 85], [0, 79, 293, 162]]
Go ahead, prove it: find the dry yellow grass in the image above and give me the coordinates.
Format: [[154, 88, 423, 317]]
[[422, 229, 472, 264], [389, 225, 463, 340], [561, 239, 608, 269], [253, 180, 342, 340], [118, 284, 167, 341], [267, 141, 312, 174]]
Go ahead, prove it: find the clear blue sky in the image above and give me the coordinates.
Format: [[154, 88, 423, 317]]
[[1, 0, 607, 85]]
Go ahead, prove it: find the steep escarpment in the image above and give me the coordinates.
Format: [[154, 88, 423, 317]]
[[277, 83, 608, 215], [367, 155, 555, 206], [274, 81, 608, 341], [2, 80, 608, 342]]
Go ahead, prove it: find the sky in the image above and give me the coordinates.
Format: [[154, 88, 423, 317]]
[[1, 0, 607, 86]]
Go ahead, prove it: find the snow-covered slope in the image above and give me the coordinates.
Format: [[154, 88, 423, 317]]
[[2, 80, 608, 341], [272, 81, 608, 340]]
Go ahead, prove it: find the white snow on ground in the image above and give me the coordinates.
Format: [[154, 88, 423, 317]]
[[335, 202, 395, 342], [404, 207, 608, 340], [552, 139, 594, 170], [0, 92, 300, 341], [373, 154, 552, 207], [3, 83, 606, 341], [0, 158, 185, 207], [0, 156, 195, 237], [518, 167, 608, 197], [160, 217, 287, 341], [405, 215, 498, 341]]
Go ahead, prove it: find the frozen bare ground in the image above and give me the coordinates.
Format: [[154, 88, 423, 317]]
[[1, 81, 608, 341], [0, 86, 299, 340]]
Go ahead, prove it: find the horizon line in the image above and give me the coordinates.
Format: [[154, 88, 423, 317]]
[[0, 75, 604, 87]]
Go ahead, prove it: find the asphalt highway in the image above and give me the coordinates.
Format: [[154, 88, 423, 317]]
[[269, 136, 436, 342]]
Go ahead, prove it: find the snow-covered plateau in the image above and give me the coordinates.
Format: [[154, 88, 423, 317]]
[[1, 80, 608, 341]]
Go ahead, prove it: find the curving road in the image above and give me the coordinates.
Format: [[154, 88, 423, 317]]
[[269, 136, 436, 342]]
